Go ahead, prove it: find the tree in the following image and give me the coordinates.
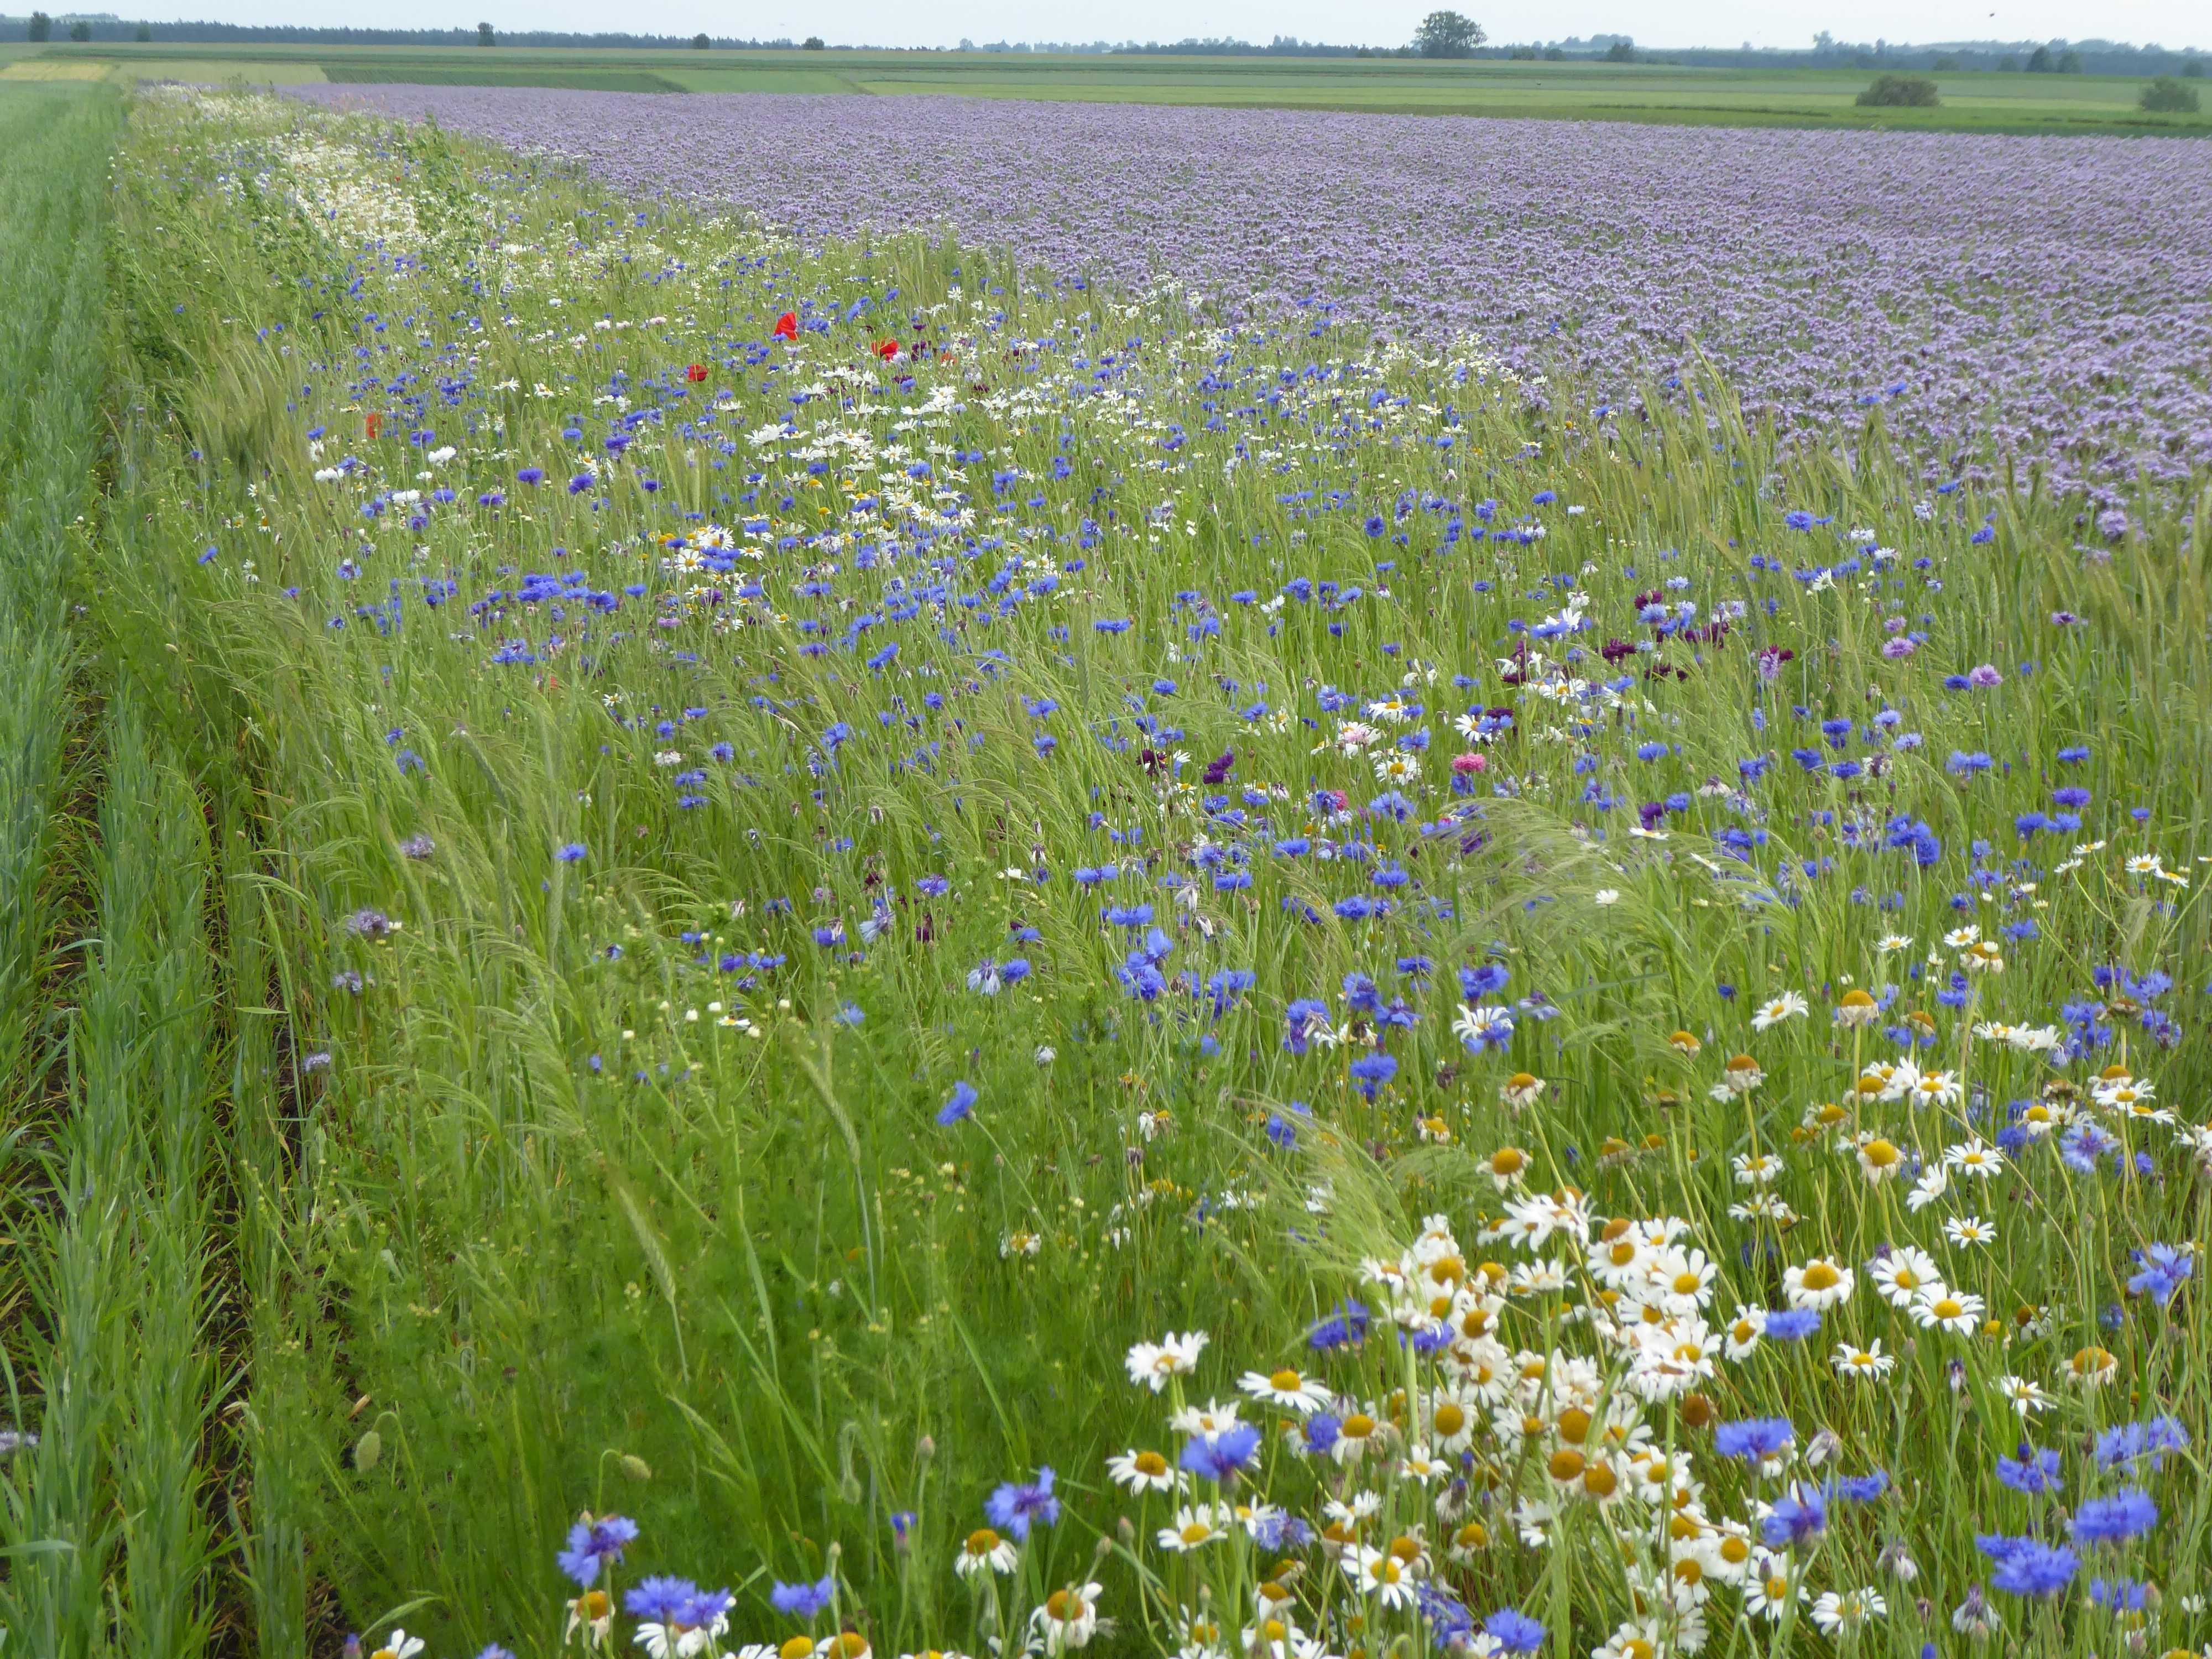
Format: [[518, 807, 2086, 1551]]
[[1856, 72, 1939, 106], [2057, 48, 2081, 72], [476, 20, 494, 45], [68, 17, 90, 38], [1603, 38, 1635, 61], [690, 30, 710, 47], [801, 34, 825, 49], [27, 9, 50, 39], [2025, 44, 2052, 72], [2141, 74, 2201, 112], [1412, 10, 1484, 58], [134, 20, 151, 38]]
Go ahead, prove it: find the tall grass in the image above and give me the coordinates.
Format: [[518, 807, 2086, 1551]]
[[0, 84, 115, 1097], [33, 84, 2212, 1659]]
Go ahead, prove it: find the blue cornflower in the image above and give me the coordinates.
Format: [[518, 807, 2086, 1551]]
[[1348, 1053, 1398, 1099], [1981, 1536, 2078, 1598], [1482, 1610, 1546, 1655], [1828, 1471, 1890, 1504], [2094, 1416, 2190, 1473], [937, 1081, 977, 1126], [2090, 1578, 2149, 1613], [676, 1588, 734, 1630], [985, 1467, 1060, 1541], [1761, 1489, 1828, 1549], [1417, 1586, 1474, 1650], [2126, 1243, 2194, 1306], [1995, 1444, 2063, 1496], [1459, 963, 1511, 998], [1301, 1412, 1342, 1458], [632, 1577, 703, 1620], [1180, 1425, 1262, 1483], [1765, 1308, 1822, 1342], [766, 1575, 836, 1620], [1307, 1301, 1369, 1352], [556, 1514, 639, 1587], [555, 842, 588, 863], [1713, 1418, 1794, 1464], [2073, 1489, 2158, 1545], [2059, 1122, 2120, 1174]]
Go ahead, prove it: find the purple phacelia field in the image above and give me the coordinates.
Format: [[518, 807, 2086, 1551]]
[[295, 85, 2212, 494]]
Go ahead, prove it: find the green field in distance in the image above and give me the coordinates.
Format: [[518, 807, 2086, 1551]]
[[3, 39, 2208, 134]]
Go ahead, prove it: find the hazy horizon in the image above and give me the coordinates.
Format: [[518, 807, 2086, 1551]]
[[46, 0, 2205, 54]]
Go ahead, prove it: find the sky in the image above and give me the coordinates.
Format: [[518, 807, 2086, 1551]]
[[119, 0, 2203, 51]]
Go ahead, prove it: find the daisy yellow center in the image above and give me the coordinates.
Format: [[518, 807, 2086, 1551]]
[[1863, 1139, 1900, 1168], [1491, 1149, 1527, 1177], [1507, 1072, 1538, 1092], [830, 1636, 869, 1659], [577, 1592, 610, 1619], [1046, 1591, 1087, 1621], [967, 1528, 1002, 1554], [1270, 1369, 1305, 1393], [1181, 1522, 1213, 1546], [1548, 1449, 1586, 1481], [1342, 1413, 1376, 1439], [1390, 1536, 1421, 1564], [1433, 1403, 1466, 1437], [782, 1641, 817, 1659], [1134, 1451, 1168, 1477], [1672, 1270, 1703, 1296], [1557, 1407, 1592, 1444], [1583, 1462, 1619, 1498], [1802, 1262, 1840, 1291], [1932, 1297, 1965, 1320]]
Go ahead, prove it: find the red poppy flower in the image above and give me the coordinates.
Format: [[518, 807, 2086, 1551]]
[[874, 340, 900, 361], [686, 363, 709, 383], [365, 411, 383, 440], [773, 312, 799, 341]]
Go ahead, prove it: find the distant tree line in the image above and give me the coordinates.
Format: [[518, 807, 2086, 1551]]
[[0, 13, 2201, 74], [0, 15, 812, 46]]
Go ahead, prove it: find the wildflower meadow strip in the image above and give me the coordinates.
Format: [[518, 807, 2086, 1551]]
[[46, 85, 2212, 1659], [292, 83, 2212, 499]]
